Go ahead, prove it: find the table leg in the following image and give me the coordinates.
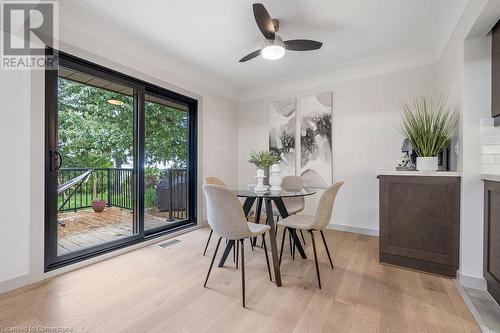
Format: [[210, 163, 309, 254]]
[[274, 198, 307, 259], [252, 197, 263, 246], [242, 197, 256, 218], [265, 199, 282, 287], [218, 240, 235, 267]]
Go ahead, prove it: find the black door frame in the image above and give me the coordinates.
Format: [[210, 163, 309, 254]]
[[44, 49, 198, 271]]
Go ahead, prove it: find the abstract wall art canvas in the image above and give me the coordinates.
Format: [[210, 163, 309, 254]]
[[298, 92, 333, 187], [269, 98, 296, 177]]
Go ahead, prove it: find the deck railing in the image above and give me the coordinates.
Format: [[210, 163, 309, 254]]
[[58, 168, 187, 220]]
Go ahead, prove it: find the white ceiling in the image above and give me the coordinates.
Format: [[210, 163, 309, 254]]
[[75, 0, 468, 91]]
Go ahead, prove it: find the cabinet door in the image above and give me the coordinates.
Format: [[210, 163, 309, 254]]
[[379, 176, 460, 271], [484, 181, 500, 305], [492, 21, 500, 117]]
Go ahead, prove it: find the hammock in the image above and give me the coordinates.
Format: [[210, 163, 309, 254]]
[[57, 169, 93, 226], [58, 170, 93, 194]]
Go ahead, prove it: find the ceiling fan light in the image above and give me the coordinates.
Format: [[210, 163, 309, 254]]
[[262, 45, 285, 60], [261, 36, 285, 60]]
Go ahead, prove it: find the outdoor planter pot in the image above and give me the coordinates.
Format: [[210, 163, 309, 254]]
[[91, 199, 106, 212]]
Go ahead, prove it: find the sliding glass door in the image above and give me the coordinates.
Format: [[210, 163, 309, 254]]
[[144, 93, 189, 233], [45, 51, 197, 271]]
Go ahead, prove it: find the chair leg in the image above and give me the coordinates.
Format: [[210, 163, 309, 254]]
[[262, 234, 272, 281], [289, 232, 293, 257], [204, 237, 222, 287], [300, 230, 307, 246], [236, 240, 239, 270], [320, 230, 334, 269], [249, 238, 254, 251], [203, 229, 213, 256], [233, 240, 236, 263], [240, 239, 246, 307], [309, 231, 321, 289], [279, 227, 287, 266]]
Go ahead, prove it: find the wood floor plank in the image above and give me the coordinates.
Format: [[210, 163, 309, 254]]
[[0, 228, 479, 333], [418, 273, 468, 333], [401, 269, 439, 333]]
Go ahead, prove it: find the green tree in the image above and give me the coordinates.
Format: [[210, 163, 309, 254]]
[[145, 100, 188, 168], [58, 78, 188, 169]]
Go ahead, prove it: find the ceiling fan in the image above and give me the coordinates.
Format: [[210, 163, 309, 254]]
[[239, 3, 323, 62]]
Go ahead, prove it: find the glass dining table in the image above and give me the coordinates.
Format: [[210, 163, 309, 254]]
[[217, 186, 317, 287]]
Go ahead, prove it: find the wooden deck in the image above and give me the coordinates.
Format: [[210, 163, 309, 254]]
[[57, 206, 184, 255]]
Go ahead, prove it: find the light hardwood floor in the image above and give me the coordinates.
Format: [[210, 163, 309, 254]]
[[0, 228, 479, 333]]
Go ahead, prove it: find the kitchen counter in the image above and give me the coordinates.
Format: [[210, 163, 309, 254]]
[[481, 174, 500, 182], [378, 170, 462, 177]]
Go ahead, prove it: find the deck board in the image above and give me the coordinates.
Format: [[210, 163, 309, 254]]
[[57, 206, 185, 255]]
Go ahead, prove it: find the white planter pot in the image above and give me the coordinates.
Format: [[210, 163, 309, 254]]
[[416, 156, 438, 172]]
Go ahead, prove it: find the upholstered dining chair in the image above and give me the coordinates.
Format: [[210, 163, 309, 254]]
[[277, 176, 306, 215], [202, 184, 272, 307], [204, 176, 226, 187], [273, 176, 307, 248], [202, 177, 226, 256], [203, 177, 254, 258], [251, 176, 305, 220], [277, 182, 343, 289]]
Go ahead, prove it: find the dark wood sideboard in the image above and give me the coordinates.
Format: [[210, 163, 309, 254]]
[[379, 175, 460, 277], [484, 180, 500, 305]]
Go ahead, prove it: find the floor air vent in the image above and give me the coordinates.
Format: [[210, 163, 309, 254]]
[[158, 239, 181, 248]]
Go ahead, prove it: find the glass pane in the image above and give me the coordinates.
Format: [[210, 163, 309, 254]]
[[144, 94, 189, 231], [56, 66, 136, 256]]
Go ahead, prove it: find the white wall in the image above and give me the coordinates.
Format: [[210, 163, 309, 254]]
[[0, 44, 31, 284], [239, 64, 436, 233], [434, 0, 491, 288], [461, 36, 491, 288], [0, 2, 239, 293]]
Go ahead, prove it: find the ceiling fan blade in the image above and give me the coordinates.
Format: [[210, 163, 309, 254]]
[[239, 49, 262, 62], [253, 3, 275, 40], [284, 39, 323, 51]]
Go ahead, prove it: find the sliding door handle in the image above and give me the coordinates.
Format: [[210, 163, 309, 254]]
[[50, 151, 63, 171], [55, 151, 63, 170]]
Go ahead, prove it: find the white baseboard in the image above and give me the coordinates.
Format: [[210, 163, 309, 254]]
[[326, 223, 379, 236], [0, 274, 31, 295], [458, 271, 488, 290]]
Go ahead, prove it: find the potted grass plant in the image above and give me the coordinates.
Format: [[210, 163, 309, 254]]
[[248, 149, 279, 185], [398, 95, 459, 172]]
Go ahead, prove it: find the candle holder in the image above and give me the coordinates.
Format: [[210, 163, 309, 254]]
[[254, 175, 268, 192], [269, 164, 282, 191]]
